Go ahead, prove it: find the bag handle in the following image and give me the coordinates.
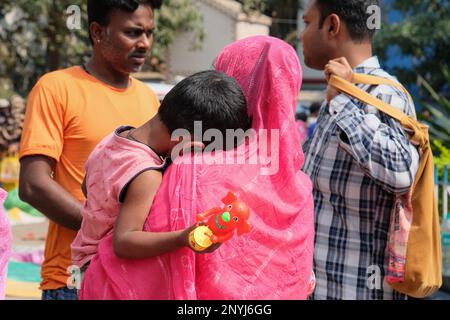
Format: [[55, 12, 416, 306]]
[[329, 74, 430, 148], [328, 74, 410, 123], [351, 73, 411, 98]]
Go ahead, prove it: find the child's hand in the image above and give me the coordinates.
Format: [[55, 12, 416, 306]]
[[197, 242, 222, 254], [324, 57, 354, 102], [179, 223, 222, 254]]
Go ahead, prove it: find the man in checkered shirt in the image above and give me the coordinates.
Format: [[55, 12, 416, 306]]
[[300, 0, 420, 299]]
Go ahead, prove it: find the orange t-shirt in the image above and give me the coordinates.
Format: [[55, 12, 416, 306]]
[[19, 66, 159, 290]]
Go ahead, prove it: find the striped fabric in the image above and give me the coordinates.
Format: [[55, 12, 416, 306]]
[[303, 56, 420, 300]]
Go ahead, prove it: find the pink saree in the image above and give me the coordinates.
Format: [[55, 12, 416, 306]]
[[80, 36, 315, 300], [0, 188, 11, 300]]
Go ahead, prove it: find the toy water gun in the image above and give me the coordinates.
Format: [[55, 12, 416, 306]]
[[189, 192, 252, 252]]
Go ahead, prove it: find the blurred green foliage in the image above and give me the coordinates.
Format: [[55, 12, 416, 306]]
[[374, 0, 450, 96]]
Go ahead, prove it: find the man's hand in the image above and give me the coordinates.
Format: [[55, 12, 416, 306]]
[[325, 57, 354, 102]]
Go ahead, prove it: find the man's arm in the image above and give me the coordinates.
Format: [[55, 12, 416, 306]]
[[19, 155, 83, 231], [330, 92, 420, 194], [325, 58, 419, 194]]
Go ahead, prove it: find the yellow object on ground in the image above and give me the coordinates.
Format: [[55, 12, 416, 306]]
[[6, 279, 41, 299]]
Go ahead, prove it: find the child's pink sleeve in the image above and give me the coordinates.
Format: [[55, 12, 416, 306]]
[[110, 157, 167, 203]]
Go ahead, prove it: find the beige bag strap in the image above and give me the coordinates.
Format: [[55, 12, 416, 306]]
[[328, 74, 409, 123], [329, 74, 431, 148], [351, 73, 412, 98]]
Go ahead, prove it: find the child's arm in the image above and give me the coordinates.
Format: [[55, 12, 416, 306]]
[[113, 170, 194, 259]]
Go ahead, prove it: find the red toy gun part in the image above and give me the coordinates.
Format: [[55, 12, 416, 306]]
[[190, 192, 252, 250]]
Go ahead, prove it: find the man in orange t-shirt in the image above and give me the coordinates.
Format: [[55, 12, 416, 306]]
[[19, 0, 162, 300]]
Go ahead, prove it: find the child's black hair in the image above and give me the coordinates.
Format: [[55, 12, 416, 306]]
[[158, 70, 252, 147]]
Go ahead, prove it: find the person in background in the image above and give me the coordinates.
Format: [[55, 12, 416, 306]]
[[296, 112, 309, 143], [307, 102, 322, 139], [0, 96, 25, 156]]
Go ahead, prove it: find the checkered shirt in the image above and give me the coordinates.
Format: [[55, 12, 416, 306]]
[[303, 56, 420, 300]]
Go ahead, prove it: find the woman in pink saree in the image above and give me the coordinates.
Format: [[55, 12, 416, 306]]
[[80, 35, 314, 300]]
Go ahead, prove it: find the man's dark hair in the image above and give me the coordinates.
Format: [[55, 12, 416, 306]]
[[87, 0, 162, 42], [309, 102, 321, 115], [296, 112, 308, 122], [158, 70, 251, 148], [316, 0, 380, 42]]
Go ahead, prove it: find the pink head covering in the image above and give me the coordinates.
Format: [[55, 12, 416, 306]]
[[80, 36, 314, 300]]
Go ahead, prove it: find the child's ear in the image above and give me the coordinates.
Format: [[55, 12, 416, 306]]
[[169, 135, 200, 161], [180, 141, 205, 156], [187, 141, 205, 153]]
